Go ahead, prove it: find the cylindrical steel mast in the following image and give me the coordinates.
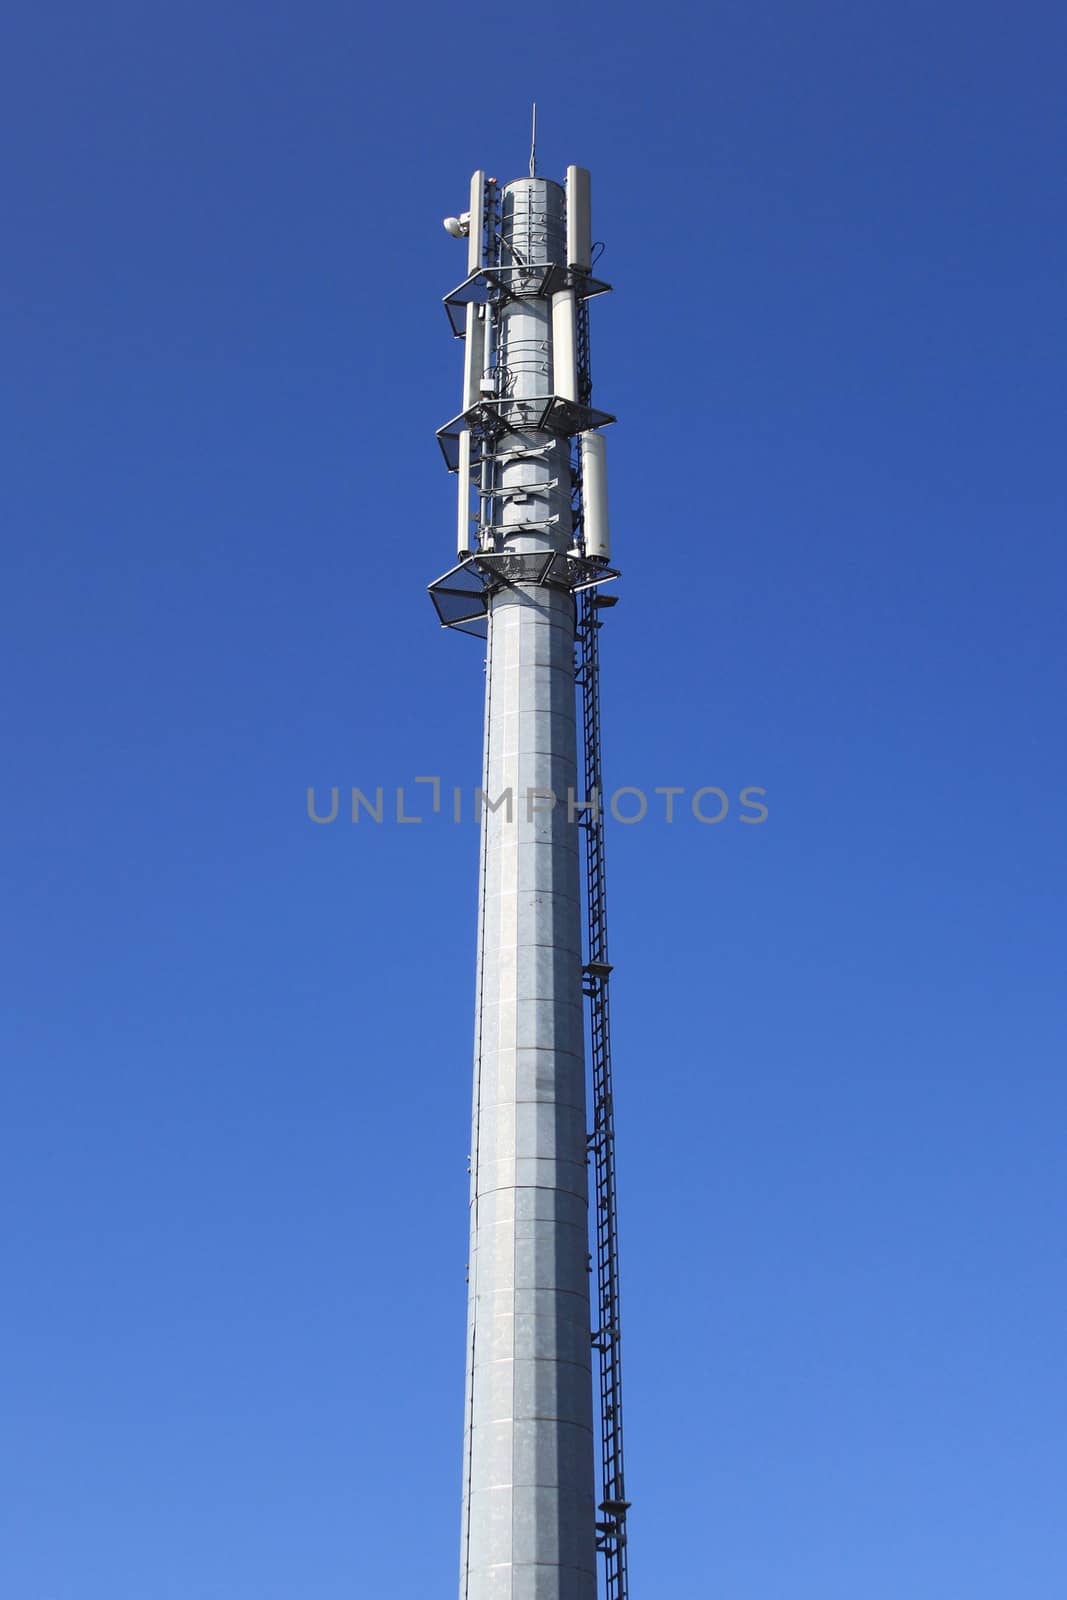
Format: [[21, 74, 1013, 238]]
[[465, 174, 593, 1600], [431, 162, 625, 1600]]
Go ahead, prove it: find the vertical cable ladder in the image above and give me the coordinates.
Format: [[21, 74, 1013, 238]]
[[578, 583, 630, 1600]]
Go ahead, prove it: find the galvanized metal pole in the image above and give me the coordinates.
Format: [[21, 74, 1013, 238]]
[[462, 176, 595, 1600], [431, 165, 624, 1600]]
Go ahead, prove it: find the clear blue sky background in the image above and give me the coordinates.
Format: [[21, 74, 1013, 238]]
[[2, 2, 1064, 1596]]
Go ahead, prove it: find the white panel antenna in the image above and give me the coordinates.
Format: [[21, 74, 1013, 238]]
[[456, 429, 473, 559], [580, 430, 610, 559], [566, 165, 592, 273], [462, 303, 486, 412], [551, 290, 578, 402], [467, 170, 485, 276]]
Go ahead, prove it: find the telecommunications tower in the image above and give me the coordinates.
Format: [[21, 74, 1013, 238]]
[[429, 147, 630, 1600]]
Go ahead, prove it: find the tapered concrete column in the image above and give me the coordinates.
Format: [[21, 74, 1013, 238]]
[[460, 578, 596, 1600]]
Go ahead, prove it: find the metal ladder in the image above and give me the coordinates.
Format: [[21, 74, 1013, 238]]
[[578, 583, 630, 1600]]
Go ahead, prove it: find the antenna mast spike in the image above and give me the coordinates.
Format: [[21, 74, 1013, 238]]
[[530, 101, 537, 177]]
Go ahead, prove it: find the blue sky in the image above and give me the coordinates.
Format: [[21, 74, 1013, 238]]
[[2, 1, 1065, 1595]]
